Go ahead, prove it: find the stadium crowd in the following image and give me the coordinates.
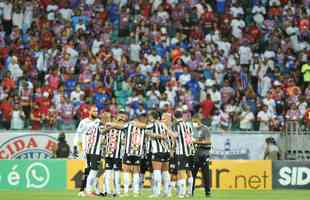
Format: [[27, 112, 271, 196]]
[[0, 0, 309, 132]]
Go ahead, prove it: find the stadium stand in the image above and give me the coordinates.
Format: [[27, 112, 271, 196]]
[[0, 0, 308, 133]]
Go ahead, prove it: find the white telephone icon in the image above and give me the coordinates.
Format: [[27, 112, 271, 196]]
[[31, 170, 44, 182]]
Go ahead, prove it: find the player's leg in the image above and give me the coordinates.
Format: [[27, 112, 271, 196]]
[[122, 161, 130, 195], [201, 160, 211, 197], [186, 156, 194, 197], [79, 154, 91, 195], [176, 155, 187, 198], [151, 159, 162, 197], [191, 155, 200, 196], [94, 177, 101, 195], [186, 170, 193, 197], [85, 155, 100, 196], [162, 153, 171, 197], [139, 155, 150, 191], [80, 167, 90, 191], [168, 155, 177, 197], [104, 158, 113, 195], [113, 159, 122, 196], [139, 159, 146, 191], [132, 157, 141, 196]]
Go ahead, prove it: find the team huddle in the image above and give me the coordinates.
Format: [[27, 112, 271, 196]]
[[74, 106, 208, 198]]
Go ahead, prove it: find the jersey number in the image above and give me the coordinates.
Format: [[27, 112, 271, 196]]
[[87, 127, 97, 145]]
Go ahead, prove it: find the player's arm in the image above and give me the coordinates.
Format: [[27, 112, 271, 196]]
[[106, 121, 125, 129], [73, 120, 85, 156], [133, 120, 148, 128]]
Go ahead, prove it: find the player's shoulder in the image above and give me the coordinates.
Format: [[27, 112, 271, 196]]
[[80, 117, 91, 123]]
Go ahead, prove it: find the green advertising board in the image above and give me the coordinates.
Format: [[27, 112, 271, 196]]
[[0, 160, 66, 190]]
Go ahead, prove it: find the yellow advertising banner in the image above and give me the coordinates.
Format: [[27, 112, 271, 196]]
[[210, 160, 272, 190], [66, 160, 271, 190], [67, 160, 86, 190], [67, 160, 105, 190], [66, 159, 153, 190]]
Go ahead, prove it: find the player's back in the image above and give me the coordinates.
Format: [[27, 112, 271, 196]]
[[75, 118, 100, 154]]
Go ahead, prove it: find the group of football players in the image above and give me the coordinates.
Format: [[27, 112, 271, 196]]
[[73, 106, 210, 198]]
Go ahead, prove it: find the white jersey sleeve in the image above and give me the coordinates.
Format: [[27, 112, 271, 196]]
[[74, 118, 90, 148]]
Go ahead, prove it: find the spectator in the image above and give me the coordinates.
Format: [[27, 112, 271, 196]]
[[54, 132, 70, 158], [30, 103, 42, 130], [200, 94, 214, 125], [285, 103, 302, 131], [46, 104, 58, 130], [70, 84, 85, 106], [19, 80, 33, 128], [2, 71, 16, 94], [264, 137, 281, 160], [257, 105, 274, 131], [59, 97, 75, 130], [0, 96, 13, 130], [239, 105, 255, 131], [7, 56, 23, 81], [10, 104, 25, 130]]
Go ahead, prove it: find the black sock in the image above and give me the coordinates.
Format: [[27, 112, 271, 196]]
[[80, 168, 90, 191]]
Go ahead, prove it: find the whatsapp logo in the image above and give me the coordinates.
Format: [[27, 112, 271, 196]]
[[26, 162, 50, 189]]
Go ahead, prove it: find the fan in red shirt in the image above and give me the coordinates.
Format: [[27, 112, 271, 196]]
[[268, 4, 282, 18], [39, 0, 52, 9], [299, 19, 309, 32], [40, 81, 53, 98], [31, 104, 42, 130], [200, 94, 215, 121], [36, 91, 51, 120], [218, 14, 231, 37], [0, 96, 13, 129], [41, 30, 54, 49], [161, 0, 173, 14], [247, 24, 261, 43], [98, 9, 108, 24], [2, 72, 16, 93], [190, 26, 204, 40], [45, 69, 60, 91], [201, 8, 215, 32], [141, 0, 152, 18]]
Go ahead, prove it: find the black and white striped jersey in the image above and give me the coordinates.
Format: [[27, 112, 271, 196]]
[[142, 128, 152, 158], [148, 122, 170, 154], [174, 120, 194, 157], [104, 128, 123, 159], [164, 123, 175, 154], [123, 122, 146, 157], [84, 119, 105, 156]]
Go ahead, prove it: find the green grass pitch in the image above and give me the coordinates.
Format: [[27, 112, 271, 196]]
[[0, 190, 310, 200]]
